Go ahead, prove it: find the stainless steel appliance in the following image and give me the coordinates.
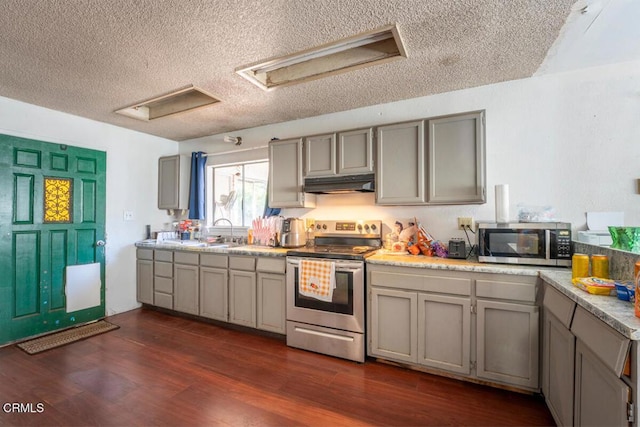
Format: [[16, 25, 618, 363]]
[[280, 217, 307, 248], [286, 219, 382, 362], [478, 222, 572, 266], [448, 238, 466, 259], [303, 173, 375, 194]]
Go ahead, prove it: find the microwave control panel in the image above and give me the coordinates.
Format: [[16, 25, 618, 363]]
[[555, 230, 572, 258]]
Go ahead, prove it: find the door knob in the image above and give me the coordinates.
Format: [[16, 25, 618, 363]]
[[96, 240, 106, 247]]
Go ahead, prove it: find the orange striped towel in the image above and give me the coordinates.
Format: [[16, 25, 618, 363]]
[[298, 259, 336, 302]]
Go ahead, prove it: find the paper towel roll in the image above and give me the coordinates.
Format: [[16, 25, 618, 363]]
[[495, 184, 509, 223]]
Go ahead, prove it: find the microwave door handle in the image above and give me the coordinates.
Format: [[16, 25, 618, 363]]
[[545, 230, 551, 259]]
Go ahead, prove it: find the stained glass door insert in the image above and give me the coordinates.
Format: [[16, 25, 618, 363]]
[[44, 177, 72, 223]]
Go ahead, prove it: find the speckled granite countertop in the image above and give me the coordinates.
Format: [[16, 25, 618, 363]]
[[541, 270, 640, 340], [135, 240, 288, 257], [366, 252, 546, 276]]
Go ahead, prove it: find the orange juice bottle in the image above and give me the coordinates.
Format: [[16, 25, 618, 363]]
[[572, 254, 589, 283], [635, 261, 640, 318]]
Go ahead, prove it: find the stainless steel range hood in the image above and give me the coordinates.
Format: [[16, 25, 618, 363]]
[[303, 173, 375, 194]]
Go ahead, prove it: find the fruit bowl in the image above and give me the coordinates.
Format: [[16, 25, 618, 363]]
[[608, 226, 640, 253]]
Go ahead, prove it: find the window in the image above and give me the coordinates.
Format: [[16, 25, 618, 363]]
[[206, 161, 269, 227]]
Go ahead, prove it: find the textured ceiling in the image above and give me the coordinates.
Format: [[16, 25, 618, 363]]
[[0, 0, 577, 141]]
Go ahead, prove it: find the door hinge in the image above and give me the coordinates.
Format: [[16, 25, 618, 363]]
[[470, 361, 477, 371], [628, 401, 634, 423]]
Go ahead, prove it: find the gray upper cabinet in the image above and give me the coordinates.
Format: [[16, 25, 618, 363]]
[[268, 139, 316, 208], [376, 111, 486, 206], [303, 128, 374, 177], [427, 111, 486, 204], [304, 133, 336, 177], [158, 155, 190, 210], [376, 120, 426, 205], [337, 128, 374, 175]]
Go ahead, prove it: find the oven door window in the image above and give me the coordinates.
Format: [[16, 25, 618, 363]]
[[294, 266, 353, 315], [483, 229, 545, 258]]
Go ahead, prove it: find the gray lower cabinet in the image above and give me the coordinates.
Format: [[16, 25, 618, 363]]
[[199, 254, 229, 321], [418, 293, 471, 375], [229, 256, 257, 328], [200, 267, 228, 320], [255, 255, 286, 334], [475, 276, 539, 390], [135, 248, 287, 334], [256, 272, 286, 333], [368, 264, 538, 392], [542, 310, 575, 426], [229, 270, 256, 327], [370, 287, 418, 363], [571, 305, 631, 426], [574, 339, 630, 426], [476, 299, 539, 389], [368, 265, 472, 373], [154, 250, 174, 309], [542, 285, 577, 426], [541, 281, 634, 426], [173, 252, 199, 315], [136, 249, 154, 304]]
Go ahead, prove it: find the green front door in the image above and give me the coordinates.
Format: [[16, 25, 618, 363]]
[[0, 134, 106, 345]]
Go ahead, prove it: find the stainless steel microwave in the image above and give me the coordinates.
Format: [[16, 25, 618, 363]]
[[477, 222, 572, 267]]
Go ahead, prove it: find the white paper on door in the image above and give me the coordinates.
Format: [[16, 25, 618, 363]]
[[65, 263, 101, 312]]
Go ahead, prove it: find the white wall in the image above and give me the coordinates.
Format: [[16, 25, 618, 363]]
[[181, 60, 640, 242], [0, 96, 178, 315]]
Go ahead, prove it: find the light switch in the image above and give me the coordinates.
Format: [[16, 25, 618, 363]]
[[123, 210, 135, 221]]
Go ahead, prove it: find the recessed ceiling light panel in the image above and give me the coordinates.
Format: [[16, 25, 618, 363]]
[[236, 24, 407, 91], [115, 86, 221, 121]]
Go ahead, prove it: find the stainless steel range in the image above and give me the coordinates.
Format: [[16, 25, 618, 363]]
[[286, 219, 382, 363]]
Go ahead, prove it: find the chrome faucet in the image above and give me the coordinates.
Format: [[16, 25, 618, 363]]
[[213, 218, 234, 243]]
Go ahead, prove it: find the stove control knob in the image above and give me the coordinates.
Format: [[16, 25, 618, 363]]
[[316, 224, 322, 230], [357, 224, 363, 231], [370, 224, 377, 231], [322, 224, 327, 230], [364, 224, 370, 231]]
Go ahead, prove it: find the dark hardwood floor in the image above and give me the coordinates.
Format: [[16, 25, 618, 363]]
[[0, 308, 555, 426]]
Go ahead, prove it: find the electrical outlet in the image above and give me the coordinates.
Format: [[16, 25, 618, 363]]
[[457, 217, 475, 230], [123, 210, 135, 221]]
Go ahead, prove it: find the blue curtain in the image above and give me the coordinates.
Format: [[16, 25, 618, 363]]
[[263, 176, 281, 217], [188, 151, 206, 219]]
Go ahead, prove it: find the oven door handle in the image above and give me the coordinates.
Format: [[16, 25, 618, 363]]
[[287, 258, 363, 271], [334, 267, 364, 273]]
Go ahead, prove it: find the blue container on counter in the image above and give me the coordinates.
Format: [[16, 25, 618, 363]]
[[615, 281, 635, 303]]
